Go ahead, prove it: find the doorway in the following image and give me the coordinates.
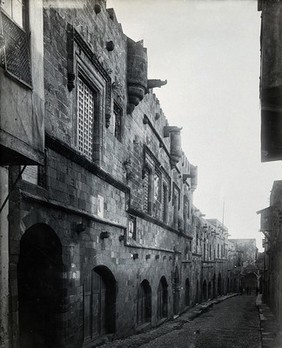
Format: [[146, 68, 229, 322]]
[[18, 224, 63, 348]]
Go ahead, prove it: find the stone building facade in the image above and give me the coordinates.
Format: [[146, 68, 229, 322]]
[[0, 1, 45, 347], [258, 0, 282, 161], [1, 1, 240, 347], [228, 239, 259, 294], [258, 180, 282, 323]]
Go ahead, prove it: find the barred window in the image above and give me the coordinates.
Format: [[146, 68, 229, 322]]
[[143, 168, 151, 214], [1, 1, 31, 85], [162, 183, 168, 223], [77, 77, 95, 160]]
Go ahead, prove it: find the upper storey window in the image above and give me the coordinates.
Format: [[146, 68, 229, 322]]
[[1, 0, 31, 86], [143, 167, 151, 214], [114, 103, 122, 142], [1, 0, 27, 29], [77, 77, 95, 160]]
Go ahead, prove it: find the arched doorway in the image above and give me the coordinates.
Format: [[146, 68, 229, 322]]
[[202, 280, 207, 301], [213, 274, 216, 298], [137, 280, 152, 325], [157, 276, 168, 320], [218, 273, 222, 296], [208, 281, 212, 299], [196, 279, 199, 304], [83, 266, 116, 342], [185, 278, 190, 307], [173, 267, 180, 315], [242, 273, 257, 294], [18, 224, 64, 348]]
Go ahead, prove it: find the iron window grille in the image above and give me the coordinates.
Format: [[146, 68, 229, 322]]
[[143, 168, 151, 214], [77, 77, 95, 160], [0, 2, 32, 86]]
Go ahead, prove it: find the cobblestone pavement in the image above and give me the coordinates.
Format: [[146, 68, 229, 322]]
[[140, 295, 260, 348], [100, 295, 261, 348]]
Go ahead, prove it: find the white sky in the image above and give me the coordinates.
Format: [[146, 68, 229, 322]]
[[107, 0, 282, 250]]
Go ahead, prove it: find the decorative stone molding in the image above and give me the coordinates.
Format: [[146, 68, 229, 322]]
[[66, 23, 112, 127]]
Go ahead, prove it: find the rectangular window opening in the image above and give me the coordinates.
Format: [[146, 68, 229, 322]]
[[77, 76, 95, 160], [114, 103, 122, 142]]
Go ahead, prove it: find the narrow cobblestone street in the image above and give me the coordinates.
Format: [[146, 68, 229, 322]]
[[102, 295, 261, 348], [141, 295, 260, 348]]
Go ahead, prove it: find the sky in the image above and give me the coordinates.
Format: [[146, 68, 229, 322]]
[[107, 0, 282, 250]]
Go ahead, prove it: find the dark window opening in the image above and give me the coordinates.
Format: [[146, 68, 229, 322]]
[[114, 103, 122, 142]]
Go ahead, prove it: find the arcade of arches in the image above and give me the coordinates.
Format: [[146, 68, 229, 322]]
[[15, 224, 233, 347]]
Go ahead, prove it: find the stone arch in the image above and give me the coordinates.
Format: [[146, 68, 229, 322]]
[[208, 281, 212, 299], [83, 265, 116, 341], [213, 274, 216, 298], [157, 276, 168, 320], [173, 267, 180, 315], [137, 279, 152, 325], [185, 278, 190, 307], [218, 273, 222, 296], [18, 223, 64, 348], [202, 280, 207, 301]]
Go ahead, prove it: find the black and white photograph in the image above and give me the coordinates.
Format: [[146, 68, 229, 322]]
[[0, 0, 281, 347]]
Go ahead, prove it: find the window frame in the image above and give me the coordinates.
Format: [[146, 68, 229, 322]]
[[143, 164, 153, 215], [113, 101, 123, 142], [142, 145, 171, 222], [1, 0, 28, 30], [128, 215, 137, 240], [74, 56, 105, 164], [76, 75, 97, 160]]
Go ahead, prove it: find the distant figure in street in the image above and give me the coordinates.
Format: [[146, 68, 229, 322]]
[[246, 287, 249, 295]]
